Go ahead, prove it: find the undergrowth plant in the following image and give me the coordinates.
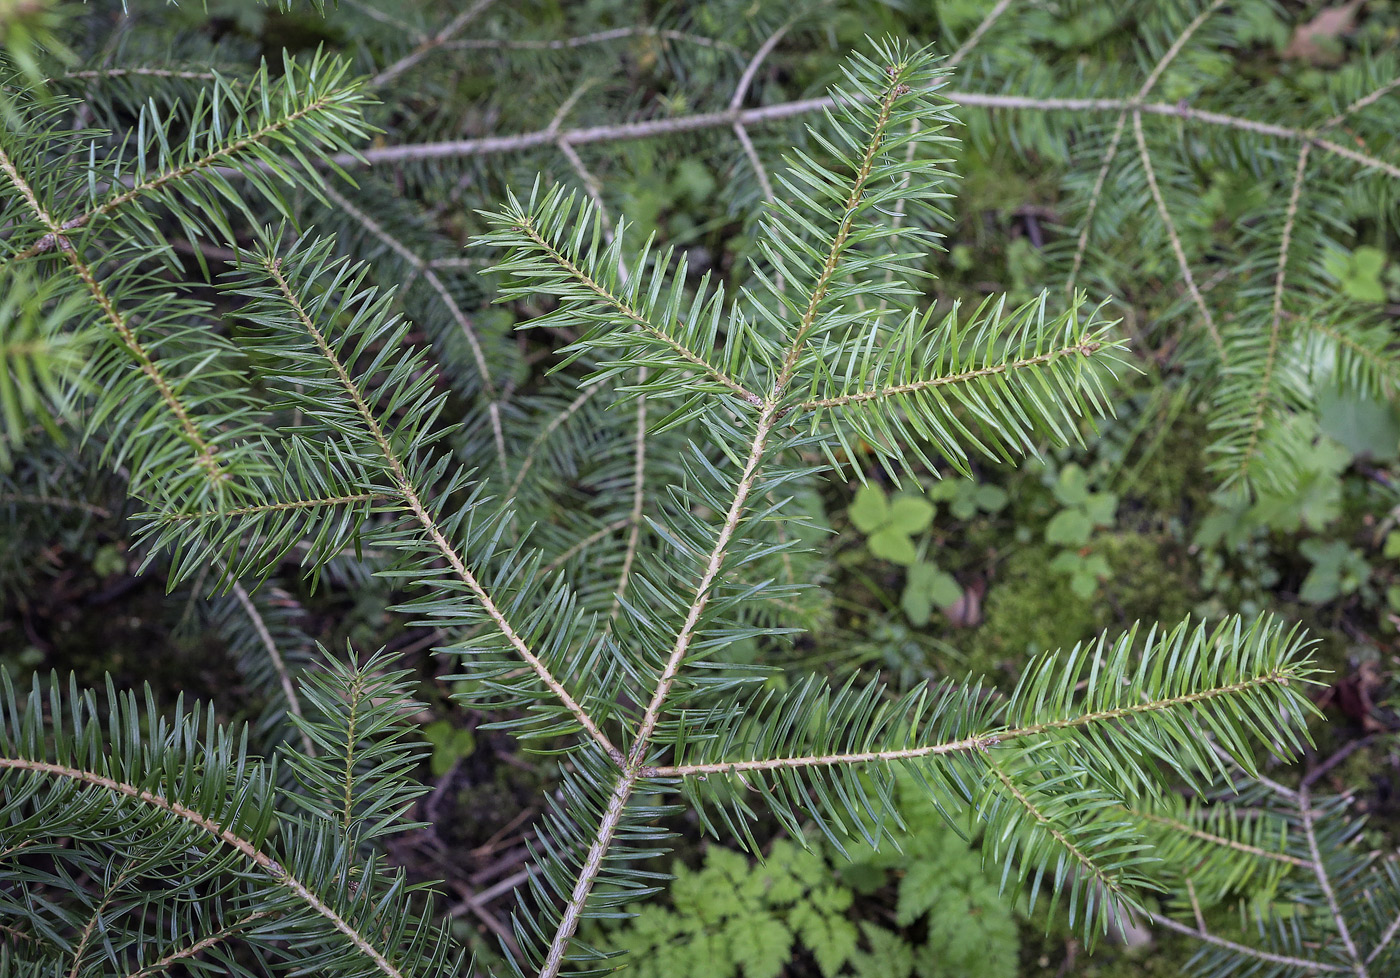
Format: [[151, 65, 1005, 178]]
[[2, 3, 1400, 978]]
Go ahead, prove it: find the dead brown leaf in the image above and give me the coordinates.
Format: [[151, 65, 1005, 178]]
[[1284, 0, 1367, 66]]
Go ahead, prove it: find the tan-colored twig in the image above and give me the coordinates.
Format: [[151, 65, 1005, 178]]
[[797, 339, 1105, 411], [986, 753, 1129, 917], [333, 90, 1400, 182], [229, 578, 317, 757], [158, 492, 393, 522], [315, 183, 508, 471], [539, 518, 632, 577], [1148, 911, 1346, 972], [506, 386, 602, 500], [534, 70, 928, 978], [1323, 76, 1400, 130], [121, 911, 276, 978], [1233, 143, 1310, 488], [1132, 807, 1308, 867], [1132, 111, 1225, 355], [370, 0, 500, 87], [441, 26, 740, 54], [946, 0, 1013, 68], [0, 492, 111, 518], [648, 671, 1291, 777], [1069, 0, 1227, 297], [1299, 787, 1368, 977]]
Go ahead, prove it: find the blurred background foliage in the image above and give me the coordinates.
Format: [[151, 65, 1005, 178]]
[[4, 1, 1400, 975]]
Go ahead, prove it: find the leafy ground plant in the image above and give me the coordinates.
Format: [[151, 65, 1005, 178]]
[[3, 3, 1400, 978]]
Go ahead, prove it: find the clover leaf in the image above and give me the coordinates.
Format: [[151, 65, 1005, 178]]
[[901, 561, 962, 626], [849, 484, 934, 566]]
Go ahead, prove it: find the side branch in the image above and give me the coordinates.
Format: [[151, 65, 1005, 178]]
[[648, 671, 1293, 777], [1299, 787, 1368, 976], [1148, 912, 1347, 972], [262, 259, 620, 762], [331, 93, 1400, 182], [797, 340, 1105, 411], [985, 754, 1127, 907], [6, 88, 354, 264], [158, 492, 394, 522], [0, 757, 406, 978], [0, 145, 227, 486], [1232, 143, 1311, 488], [1131, 808, 1308, 868], [514, 219, 762, 405]]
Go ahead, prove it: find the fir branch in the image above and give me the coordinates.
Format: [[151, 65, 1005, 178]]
[[1132, 111, 1225, 356], [984, 752, 1130, 919], [796, 337, 1105, 411], [1068, 0, 1227, 300], [229, 578, 316, 757], [649, 668, 1294, 778], [8, 60, 367, 264], [1132, 808, 1309, 868], [439, 26, 742, 54], [1229, 143, 1312, 492], [334, 92, 1400, 182], [371, 0, 500, 87], [121, 911, 276, 978], [318, 182, 500, 402], [536, 54, 942, 975], [0, 145, 228, 487], [539, 518, 631, 576], [0, 492, 110, 517], [0, 756, 408, 978], [158, 491, 395, 522]]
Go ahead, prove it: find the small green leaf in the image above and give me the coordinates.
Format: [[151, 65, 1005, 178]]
[[1045, 509, 1092, 547], [1299, 539, 1369, 604], [975, 485, 1009, 512], [896, 861, 943, 926], [1070, 571, 1097, 598], [849, 484, 891, 533], [1053, 464, 1090, 506], [869, 527, 917, 565], [1385, 531, 1400, 560], [1318, 387, 1400, 461], [790, 899, 858, 978], [902, 562, 958, 625], [724, 915, 792, 978], [849, 924, 914, 978], [887, 493, 935, 534], [1082, 491, 1118, 527]]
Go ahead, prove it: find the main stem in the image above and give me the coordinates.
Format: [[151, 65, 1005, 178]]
[[533, 67, 907, 978]]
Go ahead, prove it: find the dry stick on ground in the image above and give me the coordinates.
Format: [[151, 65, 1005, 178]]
[[370, 0, 500, 88], [1067, 0, 1229, 362]]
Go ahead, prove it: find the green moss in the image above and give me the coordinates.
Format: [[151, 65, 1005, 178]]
[[959, 532, 1196, 682]]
